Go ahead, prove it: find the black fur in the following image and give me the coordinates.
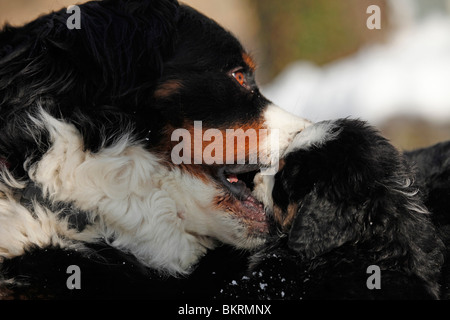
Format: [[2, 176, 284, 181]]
[[218, 119, 445, 299], [404, 141, 450, 299], [0, 243, 251, 299], [404, 141, 450, 228]]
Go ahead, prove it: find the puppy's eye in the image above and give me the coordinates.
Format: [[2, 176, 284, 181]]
[[232, 71, 246, 87]]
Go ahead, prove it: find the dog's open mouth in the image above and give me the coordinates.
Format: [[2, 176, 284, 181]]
[[216, 165, 268, 233]]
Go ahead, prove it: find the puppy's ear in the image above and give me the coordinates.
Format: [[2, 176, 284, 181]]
[[287, 193, 360, 260]]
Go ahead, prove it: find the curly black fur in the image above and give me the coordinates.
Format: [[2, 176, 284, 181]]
[[405, 141, 450, 228], [404, 141, 450, 299]]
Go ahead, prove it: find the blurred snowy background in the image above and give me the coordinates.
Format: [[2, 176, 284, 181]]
[[261, 0, 450, 150], [1, 0, 450, 150]]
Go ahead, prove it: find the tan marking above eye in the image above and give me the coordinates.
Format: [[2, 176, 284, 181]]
[[242, 52, 256, 71], [154, 79, 182, 99]]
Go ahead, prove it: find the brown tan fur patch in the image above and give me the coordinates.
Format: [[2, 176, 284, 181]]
[[242, 52, 256, 72], [153, 79, 183, 99], [166, 120, 266, 166], [273, 202, 299, 231]]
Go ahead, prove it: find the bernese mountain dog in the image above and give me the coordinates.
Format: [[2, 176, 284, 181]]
[[218, 118, 446, 299], [0, 0, 311, 298]]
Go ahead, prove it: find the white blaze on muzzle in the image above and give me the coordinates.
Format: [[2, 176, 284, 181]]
[[260, 104, 312, 175]]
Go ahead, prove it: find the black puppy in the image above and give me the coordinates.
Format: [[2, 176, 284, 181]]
[[219, 118, 445, 299]]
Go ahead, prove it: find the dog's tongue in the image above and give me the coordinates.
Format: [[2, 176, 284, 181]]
[[226, 174, 239, 183]]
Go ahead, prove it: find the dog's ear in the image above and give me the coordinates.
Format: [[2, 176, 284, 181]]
[[2, 0, 179, 102], [287, 192, 360, 260], [67, 0, 179, 87]]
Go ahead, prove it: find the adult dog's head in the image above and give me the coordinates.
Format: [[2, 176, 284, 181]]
[[253, 118, 444, 297], [0, 0, 310, 275]]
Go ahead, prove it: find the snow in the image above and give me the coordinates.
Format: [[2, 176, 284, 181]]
[[262, 6, 450, 125]]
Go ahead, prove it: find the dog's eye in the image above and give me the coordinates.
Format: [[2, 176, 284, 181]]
[[232, 71, 246, 87], [230, 68, 254, 93]]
